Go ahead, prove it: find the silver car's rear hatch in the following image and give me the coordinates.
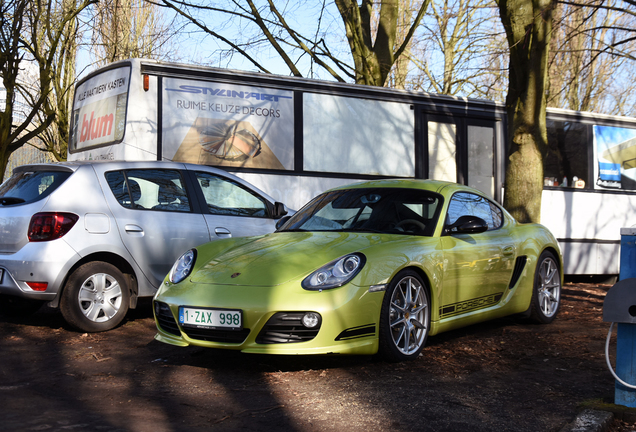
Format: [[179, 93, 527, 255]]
[[0, 165, 76, 254]]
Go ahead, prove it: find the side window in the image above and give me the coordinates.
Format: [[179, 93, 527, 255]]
[[105, 171, 130, 207], [543, 120, 588, 189], [106, 169, 191, 212], [489, 202, 503, 228], [195, 172, 268, 217], [447, 192, 502, 230]]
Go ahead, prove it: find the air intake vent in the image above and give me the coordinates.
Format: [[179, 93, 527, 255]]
[[154, 301, 181, 337], [181, 327, 250, 343], [508, 256, 528, 289], [256, 312, 321, 344]]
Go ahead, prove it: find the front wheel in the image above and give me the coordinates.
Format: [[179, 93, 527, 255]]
[[60, 262, 130, 332], [529, 251, 561, 324], [378, 270, 430, 362]]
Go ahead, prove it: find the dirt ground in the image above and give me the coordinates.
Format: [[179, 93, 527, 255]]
[[0, 281, 634, 432]]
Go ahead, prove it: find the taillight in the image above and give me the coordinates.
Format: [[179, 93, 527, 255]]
[[28, 212, 79, 242]]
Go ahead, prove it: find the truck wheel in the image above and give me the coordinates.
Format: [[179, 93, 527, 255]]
[[60, 262, 130, 332]]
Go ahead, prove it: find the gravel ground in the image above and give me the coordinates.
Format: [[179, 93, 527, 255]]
[[0, 282, 633, 432]]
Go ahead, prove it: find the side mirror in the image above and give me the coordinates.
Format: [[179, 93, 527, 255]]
[[273, 202, 288, 218], [275, 215, 292, 230], [445, 215, 488, 235]]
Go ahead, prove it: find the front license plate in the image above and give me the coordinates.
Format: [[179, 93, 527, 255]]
[[178, 307, 242, 329]]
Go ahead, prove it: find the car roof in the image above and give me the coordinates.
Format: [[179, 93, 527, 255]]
[[327, 179, 481, 196], [11, 160, 277, 203], [14, 160, 240, 178]]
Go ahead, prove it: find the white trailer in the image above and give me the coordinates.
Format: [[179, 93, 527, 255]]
[[68, 58, 636, 276]]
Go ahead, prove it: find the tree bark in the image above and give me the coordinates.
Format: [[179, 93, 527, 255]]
[[335, 0, 428, 86], [497, 0, 555, 223], [0, 0, 94, 180]]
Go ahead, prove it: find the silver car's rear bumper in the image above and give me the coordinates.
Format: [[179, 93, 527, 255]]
[[0, 239, 80, 301]]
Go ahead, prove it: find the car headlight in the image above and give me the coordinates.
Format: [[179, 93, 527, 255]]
[[169, 249, 197, 284], [302, 253, 366, 291]]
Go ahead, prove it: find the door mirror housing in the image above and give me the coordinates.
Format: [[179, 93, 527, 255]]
[[445, 215, 488, 235], [275, 215, 292, 230], [273, 202, 288, 218]]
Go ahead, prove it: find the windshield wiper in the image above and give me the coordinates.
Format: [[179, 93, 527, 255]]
[[332, 228, 386, 234], [0, 197, 25, 205]]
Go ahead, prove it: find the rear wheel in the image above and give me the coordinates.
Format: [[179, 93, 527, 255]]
[[529, 251, 561, 324], [60, 262, 130, 332], [378, 270, 430, 362]]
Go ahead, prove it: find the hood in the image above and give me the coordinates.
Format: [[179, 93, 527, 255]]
[[190, 231, 397, 286]]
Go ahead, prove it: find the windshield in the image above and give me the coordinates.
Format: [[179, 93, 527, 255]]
[[279, 188, 442, 236]]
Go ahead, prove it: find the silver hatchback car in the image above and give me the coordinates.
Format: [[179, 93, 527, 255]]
[[0, 160, 289, 332]]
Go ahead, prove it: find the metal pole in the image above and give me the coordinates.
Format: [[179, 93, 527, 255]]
[[616, 228, 636, 407]]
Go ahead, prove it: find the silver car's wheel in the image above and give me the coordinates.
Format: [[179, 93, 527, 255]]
[[530, 251, 561, 324], [61, 262, 130, 332], [379, 270, 430, 362], [78, 273, 123, 322]]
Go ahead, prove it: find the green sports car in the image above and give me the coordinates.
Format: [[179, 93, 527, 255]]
[[153, 180, 562, 362]]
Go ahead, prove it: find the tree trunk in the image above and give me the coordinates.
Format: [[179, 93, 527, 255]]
[[335, 0, 428, 86], [497, 0, 555, 223]]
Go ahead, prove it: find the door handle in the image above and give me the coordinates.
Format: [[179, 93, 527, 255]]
[[125, 224, 143, 233], [502, 245, 515, 256], [215, 227, 232, 238]]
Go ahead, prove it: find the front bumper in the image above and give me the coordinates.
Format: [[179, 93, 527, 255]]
[[153, 280, 384, 356]]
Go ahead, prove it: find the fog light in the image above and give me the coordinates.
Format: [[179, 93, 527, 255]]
[[302, 312, 321, 328], [26, 282, 48, 291]]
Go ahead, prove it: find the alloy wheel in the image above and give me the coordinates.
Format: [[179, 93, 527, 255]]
[[389, 275, 429, 355], [537, 257, 560, 318]]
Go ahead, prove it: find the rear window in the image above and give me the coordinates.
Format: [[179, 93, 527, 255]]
[[0, 170, 72, 205]]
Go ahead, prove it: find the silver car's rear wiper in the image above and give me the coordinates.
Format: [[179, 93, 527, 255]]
[[0, 197, 26, 205]]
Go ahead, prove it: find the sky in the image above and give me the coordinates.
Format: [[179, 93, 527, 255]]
[[77, 1, 351, 83]]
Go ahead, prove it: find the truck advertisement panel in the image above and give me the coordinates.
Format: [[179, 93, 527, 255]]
[[162, 77, 294, 170], [595, 125, 636, 190], [70, 66, 130, 151], [302, 93, 415, 177]]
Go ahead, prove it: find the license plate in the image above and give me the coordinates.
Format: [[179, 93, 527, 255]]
[[178, 306, 242, 329]]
